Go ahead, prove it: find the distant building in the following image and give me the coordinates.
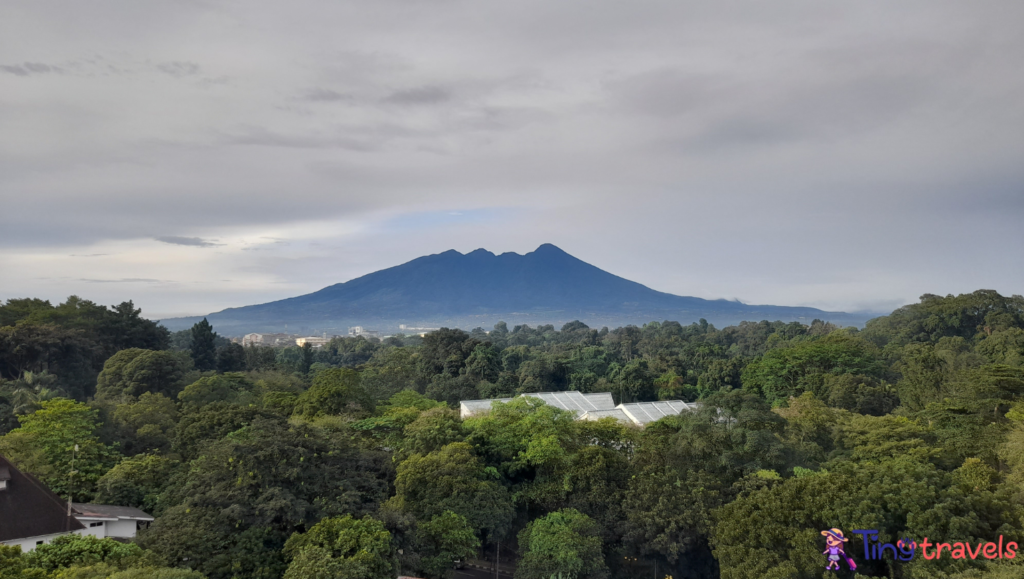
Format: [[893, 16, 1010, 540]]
[[348, 326, 382, 339], [397, 325, 440, 337], [459, 391, 698, 427], [296, 336, 332, 348], [242, 333, 298, 347], [581, 400, 699, 426], [460, 391, 616, 419], [0, 455, 153, 552]]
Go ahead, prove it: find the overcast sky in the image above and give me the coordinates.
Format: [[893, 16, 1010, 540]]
[[1, 0, 1022, 319]]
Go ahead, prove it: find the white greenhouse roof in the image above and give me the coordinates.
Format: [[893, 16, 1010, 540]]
[[458, 391, 697, 426], [459, 398, 514, 417], [617, 400, 698, 424], [579, 409, 633, 423], [521, 391, 617, 414]]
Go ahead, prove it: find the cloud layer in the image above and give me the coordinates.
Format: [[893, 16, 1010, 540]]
[[1, 0, 1021, 320]]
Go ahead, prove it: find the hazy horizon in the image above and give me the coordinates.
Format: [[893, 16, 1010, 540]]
[[2, 1, 1022, 319]]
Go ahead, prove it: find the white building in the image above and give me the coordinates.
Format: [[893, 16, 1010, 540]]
[[0, 456, 153, 552], [296, 336, 332, 348], [459, 391, 698, 427], [241, 333, 263, 347], [348, 327, 382, 339], [70, 503, 155, 542], [398, 325, 440, 337], [581, 400, 700, 426], [243, 333, 299, 347], [460, 391, 617, 419]]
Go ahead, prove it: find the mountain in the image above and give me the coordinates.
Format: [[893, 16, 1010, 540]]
[[160, 244, 868, 334]]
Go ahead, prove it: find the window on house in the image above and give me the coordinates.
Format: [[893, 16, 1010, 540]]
[[89, 522, 103, 527], [36, 541, 44, 546]]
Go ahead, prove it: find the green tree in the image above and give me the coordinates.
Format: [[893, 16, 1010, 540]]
[[0, 398, 119, 499], [294, 368, 374, 418], [111, 392, 179, 454], [403, 407, 465, 456], [95, 349, 189, 401], [515, 509, 608, 579], [177, 373, 254, 409], [189, 319, 217, 372], [22, 535, 158, 574], [215, 342, 246, 373], [386, 442, 513, 539], [0, 545, 26, 579], [94, 454, 179, 514], [172, 402, 269, 459], [283, 515, 396, 579], [741, 332, 884, 403], [142, 417, 389, 579], [360, 348, 423, 401], [417, 511, 480, 579]]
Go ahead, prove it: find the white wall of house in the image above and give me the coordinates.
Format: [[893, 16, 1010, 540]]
[[1, 517, 142, 552], [1, 527, 98, 553], [105, 519, 138, 538]]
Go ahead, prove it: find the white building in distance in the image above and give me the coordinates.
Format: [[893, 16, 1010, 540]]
[[348, 327, 382, 339], [296, 336, 332, 348], [242, 333, 299, 347]]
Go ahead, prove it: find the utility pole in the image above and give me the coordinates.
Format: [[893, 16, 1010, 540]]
[[495, 540, 499, 579], [67, 444, 78, 526]]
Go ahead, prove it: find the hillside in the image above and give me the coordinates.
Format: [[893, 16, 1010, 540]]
[[160, 244, 866, 333]]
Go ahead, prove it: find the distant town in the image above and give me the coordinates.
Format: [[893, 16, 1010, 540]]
[[237, 324, 443, 348]]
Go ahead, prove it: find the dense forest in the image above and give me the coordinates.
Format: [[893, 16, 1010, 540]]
[[2, 290, 1024, 579]]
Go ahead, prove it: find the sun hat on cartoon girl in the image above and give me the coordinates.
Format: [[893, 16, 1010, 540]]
[[822, 529, 848, 543]]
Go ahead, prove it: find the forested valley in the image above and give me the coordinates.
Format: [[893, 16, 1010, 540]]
[[2, 290, 1024, 579]]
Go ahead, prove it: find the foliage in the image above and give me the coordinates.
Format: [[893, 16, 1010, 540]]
[[141, 417, 389, 579], [416, 511, 480, 579], [0, 398, 119, 499], [177, 373, 255, 409], [740, 332, 884, 403], [0, 297, 169, 398], [294, 368, 374, 418], [96, 349, 190, 401], [188, 319, 218, 372], [516, 509, 609, 579], [22, 535, 159, 574], [3, 290, 1024, 579], [387, 442, 513, 538], [282, 515, 396, 579], [94, 453, 179, 514]]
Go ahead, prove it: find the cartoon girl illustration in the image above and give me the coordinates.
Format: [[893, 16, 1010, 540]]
[[821, 528, 857, 571]]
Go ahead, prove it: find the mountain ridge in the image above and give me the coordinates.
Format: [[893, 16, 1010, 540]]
[[160, 244, 868, 334]]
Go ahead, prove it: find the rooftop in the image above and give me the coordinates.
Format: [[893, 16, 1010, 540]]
[[71, 503, 154, 521], [0, 455, 84, 543], [618, 400, 700, 424]]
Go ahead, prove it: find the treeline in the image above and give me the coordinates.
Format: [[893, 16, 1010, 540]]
[[0, 290, 1023, 579]]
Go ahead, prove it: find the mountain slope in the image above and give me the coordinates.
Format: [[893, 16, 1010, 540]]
[[161, 244, 863, 333]]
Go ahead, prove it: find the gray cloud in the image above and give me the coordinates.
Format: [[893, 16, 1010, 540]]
[[224, 127, 379, 151], [0, 0, 1021, 317], [156, 61, 200, 77], [382, 86, 450, 105], [1, 62, 62, 76], [155, 236, 221, 247], [79, 278, 167, 283], [303, 88, 353, 102]]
